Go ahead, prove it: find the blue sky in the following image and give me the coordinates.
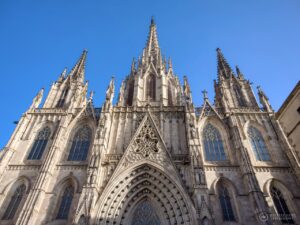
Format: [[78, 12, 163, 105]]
[[0, 0, 299, 148]]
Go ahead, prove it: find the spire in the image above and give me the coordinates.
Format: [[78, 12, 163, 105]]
[[130, 58, 136, 74], [168, 57, 173, 69], [104, 76, 115, 110], [216, 48, 233, 80], [142, 17, 162, 68], [117, 80, 125, 106], [105, 76, 115, 101], [257, 86, 273, 112], [183, 76, 192, 103], [29, 88, 44, 109], [69, 49, 87, 82], [57, 67, 67, 82], [167, 57, 173, 74], [236, 65, 244, 80]]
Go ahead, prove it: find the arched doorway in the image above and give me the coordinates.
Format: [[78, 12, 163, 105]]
[[95, 164, 196, 225]]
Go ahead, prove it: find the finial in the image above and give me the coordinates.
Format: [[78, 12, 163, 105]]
[[257, 85, 262, 92], [131, 58, 136, 73], [168, 57, 173, 68], [236, 65, 244, 79], [216, 47, 221, 52], [202, 90, 208, 100], [58, 67, 67, 81], [151, 16, 155, 25], [89, 91, 94, 100]]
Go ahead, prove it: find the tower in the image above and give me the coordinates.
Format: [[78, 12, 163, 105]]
[[0, 18, 299, 225]]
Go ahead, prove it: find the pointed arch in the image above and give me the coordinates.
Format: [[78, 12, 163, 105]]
[[94, 163, 197, 225], [27, 126, 51, 160], [1, 176, 30, 220], [232, 84, 246, 107], [168, 81, 173, 106], [202, 123, 226, 161], [56, 86, 70, 108], [2, 184, 26, 220], [247, 126, 270, 161], [67, 125, 92, 161], [264, 179, 296, 224], [201, 217, 210, 225], [56, 184, 74, 220], [146, 73, 156, 100], [214, 178, 237, 222]]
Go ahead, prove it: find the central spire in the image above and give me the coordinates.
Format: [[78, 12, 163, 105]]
[[145, 17, 160, 55], [141, 17, 162, 69]]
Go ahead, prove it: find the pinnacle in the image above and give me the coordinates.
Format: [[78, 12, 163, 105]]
[[216, 48, 233, 79], [70, 50, 87, 81]]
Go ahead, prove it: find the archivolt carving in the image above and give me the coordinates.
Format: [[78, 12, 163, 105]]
[[95, 165, 196, 225]]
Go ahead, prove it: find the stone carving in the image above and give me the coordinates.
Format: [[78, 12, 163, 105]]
[[123, 116, 166, 166]]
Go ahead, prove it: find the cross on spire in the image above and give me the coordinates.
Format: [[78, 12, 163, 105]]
[[202, 90, 208, 100]]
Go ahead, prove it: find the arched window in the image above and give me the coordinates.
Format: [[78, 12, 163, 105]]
[[132, 200, 161, 225], [168, 82, 173, 106], [67, 126, 92, 161], [270, 186, 294, 224], [218, 183, 235, 221], [56, 87, 69, 108], [202, 124, 226, 161], [127, 79, 134, 106], [56, 185, 74, 220], [233, 85, 245, 107], [247, 126, 270, 161], [2, 184, 26, 220], [146, 74, 156, 100], [202, 217, 210, 225], [27, 127, 51, 160]]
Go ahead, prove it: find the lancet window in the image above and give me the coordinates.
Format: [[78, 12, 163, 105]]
[[248, 126, 270, 161], [27, 126, 51, 160]]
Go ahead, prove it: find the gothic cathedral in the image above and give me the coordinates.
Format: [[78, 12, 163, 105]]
[[0, 18, 299, 225]]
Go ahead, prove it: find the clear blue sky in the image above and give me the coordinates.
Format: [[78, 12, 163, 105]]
[[0, 0, 299, 148]]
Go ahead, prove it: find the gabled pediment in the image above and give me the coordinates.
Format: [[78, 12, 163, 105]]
[[198, 99, 222, 120], [109, 112, 180, 177]]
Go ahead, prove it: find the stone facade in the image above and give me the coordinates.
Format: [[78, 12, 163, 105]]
[[0, 18, 299, 225], [277, 81, 300, 155]]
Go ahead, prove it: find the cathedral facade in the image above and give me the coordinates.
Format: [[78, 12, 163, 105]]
[[0, 18, 299, 225]]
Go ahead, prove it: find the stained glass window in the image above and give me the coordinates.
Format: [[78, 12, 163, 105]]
[[56, 87, 69, 108], [218, 184, 235, 221], [127, 79, 134, 106], [271, 186, 294, 224], [168, 82, 173, 106], [233, 85, 246, 107], [147, 74, 156, 100], [56, 185, 74, 220], [27, 127, 51, 160], [248, 126, 270, 161], [203, 124, 226, 161], [2, 184, 26, 220], [132, 201, 161, 225], [67, 126, 91, 161]]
